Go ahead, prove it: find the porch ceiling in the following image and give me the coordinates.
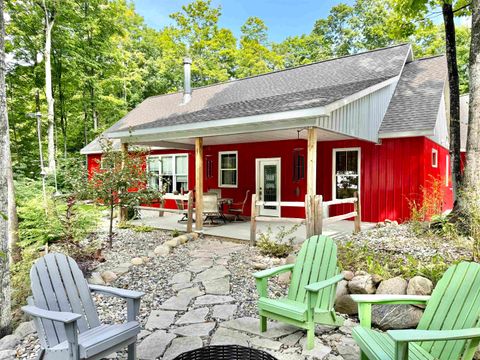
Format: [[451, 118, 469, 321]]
[[132, 127, 352, 148]]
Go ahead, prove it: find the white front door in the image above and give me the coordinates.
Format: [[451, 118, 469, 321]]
[[256, 158, 281, 217]]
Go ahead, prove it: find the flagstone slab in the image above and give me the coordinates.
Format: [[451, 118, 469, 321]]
[[176, 307, 209, 325], [163, 337, 203, 360], [194, 295, 235, 306], [212, 304, 237, 320], [300, 337, 332, 359], [187, 258, 214, 273], [170, 271, 192, 284], [194, 265, 231, 282], [172, 282, 193, 291], [203, 277, 230, 295], [210, 327, 250, 347], [137, 331, 176, 360], [251, 337, 283, 351], [145, 310, 176, 330], [220, 317, 298, 339], [160, 287, 204, 311], [172, 322, 216, 337]]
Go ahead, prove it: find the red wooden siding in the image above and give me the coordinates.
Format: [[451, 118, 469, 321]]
[[86, 136, 453, 223]]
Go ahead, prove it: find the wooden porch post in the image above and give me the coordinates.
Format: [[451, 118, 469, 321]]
[[195, 137, 203, 230], [307, 127, 317, 196], [354, 191, 361, 234], [119, 143, 129, 222]]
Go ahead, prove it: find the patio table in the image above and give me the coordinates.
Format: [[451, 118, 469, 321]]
[[173, 345, 277, 360]]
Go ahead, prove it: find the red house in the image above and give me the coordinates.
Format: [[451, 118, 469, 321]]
[[81, 44, 452, 225]]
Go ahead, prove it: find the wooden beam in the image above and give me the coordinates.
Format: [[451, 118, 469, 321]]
[[187, 191, 193, 233], [195, 137, 203, 230], [307, 127, 317, 196], [305, 194, 314, 238], [354, 191, 361, 234], [314, 195, 323, 235], [250, 193, 257, 246]]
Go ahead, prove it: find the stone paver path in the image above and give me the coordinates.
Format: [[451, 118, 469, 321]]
[[137, 238, 359, 360]]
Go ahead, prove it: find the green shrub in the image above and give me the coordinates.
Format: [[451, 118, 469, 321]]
[[172, 229, 181, 237], [256, 224, 299, 258], [118, 222, 155, 232]]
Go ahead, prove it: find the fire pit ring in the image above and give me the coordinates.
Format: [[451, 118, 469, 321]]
[[173, 345, 278, 360]]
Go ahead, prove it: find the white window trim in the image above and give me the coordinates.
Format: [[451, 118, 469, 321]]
[[432, 148, 438, 168], [332, 147, 361, 200], [218, 151, 238, 188], [147, 153, 189, 193]]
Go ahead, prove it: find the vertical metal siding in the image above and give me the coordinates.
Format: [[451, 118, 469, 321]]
[[319, 82, 396, 142]]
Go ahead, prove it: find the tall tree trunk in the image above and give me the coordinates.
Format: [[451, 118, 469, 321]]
[[0, 0, 12, 336], [442, 2, 462, 202], [465, 0, 480, 189], [42, 0, 56, 174]]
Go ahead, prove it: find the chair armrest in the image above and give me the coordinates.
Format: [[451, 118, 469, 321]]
[[253, 264, 295, 279], [305, 274, 344, 292], [89, 284, 145, 299], [22, 305, 81, 323], [351, 294, 430, 305], [388, 328, 480, 342]]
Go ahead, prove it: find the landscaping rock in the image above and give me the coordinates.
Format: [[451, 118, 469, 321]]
[[131, 257, 143, 265], [376, 277, 407, 295], [285, 254, 296, 264], [101, 270, 117, 284], [176, 308, 209, 325], [172, 322, 216, 337], [160, 287, 204, 311], [14, 321, 36, 338], [188, 258, 214, 273], [348, 274, 376, 294], [335, 294, 358, 315], [251, 337, 283, 351], [145, 310, 176, 330], [172, 282, 193, 291], [280, 331, 303, 347], [336, 280, 349, 299], [165, 238, 181, 248], [0, 350, 16, 360], [195, 265, 230, 282], [163, 336, 203, 360], [111, 262, 131, 276], [335, 337, 360, 360], [342, 270, 354, 281], [212, 304, 237, 320], [253, 262, 268, 270], [372, 304, 423, 330], [176, 235, 190, 244], [137, 331, 176, 360], [204, 277, 230, 295], [278, 272, 291, 284], [210, 327, 250, 347], [371, 274, 383, 284], [407, 276, 433, 296], [88, 272, 105, 285], [154, 245, 170, 256], [300, 337, 331, 359], [0, 334, 20, 351]]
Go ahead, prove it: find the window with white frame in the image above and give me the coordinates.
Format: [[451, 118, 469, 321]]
[[432, 148, 438, 168], [333, 149, 360, 199], [147, 154, 188, 193], [219, 151, 238, 187]]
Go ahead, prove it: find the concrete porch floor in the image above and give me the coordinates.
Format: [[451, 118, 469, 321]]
[[130, 211, 376, 243]]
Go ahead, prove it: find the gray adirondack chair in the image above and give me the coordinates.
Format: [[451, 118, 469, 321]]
[[22, 253, 144, 360]]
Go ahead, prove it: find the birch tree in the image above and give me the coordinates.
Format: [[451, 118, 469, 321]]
[[0, 0, 12, 335]]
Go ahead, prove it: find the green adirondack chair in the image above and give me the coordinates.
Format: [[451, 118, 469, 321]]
[[253, 235, 344, 350], [351, 261, 480, 360]]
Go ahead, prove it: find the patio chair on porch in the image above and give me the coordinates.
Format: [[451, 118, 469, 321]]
[[203, 193, 226, 224], [228, 190, 250, 221], [22, 253, 144, 360]]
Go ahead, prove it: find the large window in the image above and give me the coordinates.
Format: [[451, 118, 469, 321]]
[[147, 154, 188, 193], [333, 148, 360, 199], [219, 151, 238, 187]]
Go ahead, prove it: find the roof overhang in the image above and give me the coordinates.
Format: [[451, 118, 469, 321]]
[[378, 129, 433, 139], [107, 76, 398, 144]]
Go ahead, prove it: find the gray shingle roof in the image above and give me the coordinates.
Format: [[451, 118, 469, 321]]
[[106, 44, 412, 134], [379, 55, 447, 135]]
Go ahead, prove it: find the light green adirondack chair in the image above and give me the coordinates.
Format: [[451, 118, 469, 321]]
[[253, 235, 344, 350], [352, 261, 480, 360]]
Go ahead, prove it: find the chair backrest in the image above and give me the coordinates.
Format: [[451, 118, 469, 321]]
[[287, 235, 339, 309], [203, 193, 219, 213], [417, 261, 480, 360], [30, 253, 100, 347], [240, 190, 251, 211], [208, 188, 222, 198]]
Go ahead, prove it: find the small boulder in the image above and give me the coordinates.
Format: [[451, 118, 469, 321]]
[[407, 276, 433, 296], [253, 262, 267, 270], [14, 321, 36, 338], [342, 270, 354, 281], [0, 334, 20, 351], [376, 277, 407, 295], [371, 274, 383, 285], [176, 235, 189, 244], [101, 271, 117, 284], [335, 280, 349, 299], [88, 272, 105, 285], [0, 350, 16, 360], [278, 272, 291, 284], [131, 257, 144, 266], [372, 304, 423, 330], [165, 238, 180, 248], [154, 245, 171, 257], [335, 294, 358, 315], [348, 274, 376, 294]]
